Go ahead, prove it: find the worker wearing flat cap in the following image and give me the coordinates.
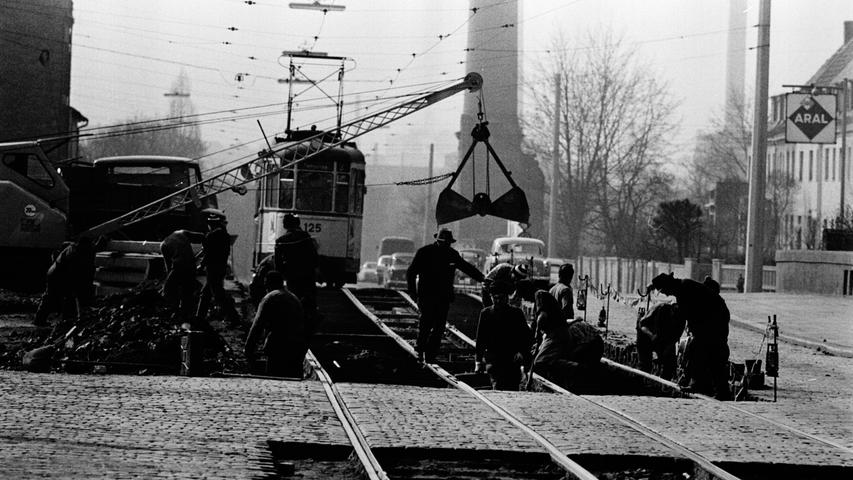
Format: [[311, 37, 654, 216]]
[[407, 228, 485, 363]]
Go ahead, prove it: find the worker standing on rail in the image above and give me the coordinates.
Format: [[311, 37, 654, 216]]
[[407, 228, 485, 363], [245, 270, 307, 378], [274, 214, 319, 312], [161, 229, 205, 323], [33, 236, 99, 327], [475, 288, 534, 390], [195, 209, 241, 329], [549, 263, 575, 320], [635, 302, 685, 380], [481, 263, 530, 308], [648, 273, 731, 400]]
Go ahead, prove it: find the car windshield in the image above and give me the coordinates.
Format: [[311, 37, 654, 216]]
[[501, 242, 542, 255]]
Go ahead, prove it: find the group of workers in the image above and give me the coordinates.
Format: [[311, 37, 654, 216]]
[[406, 228, 604, 391], [33, 214, 731, 394], [407, 228, 732, 397]]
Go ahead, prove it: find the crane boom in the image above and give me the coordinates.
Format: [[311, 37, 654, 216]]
[[81, 73, 483, 239]]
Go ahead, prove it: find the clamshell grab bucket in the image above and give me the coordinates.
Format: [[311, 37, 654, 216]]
[[435, 122, 530, 225]]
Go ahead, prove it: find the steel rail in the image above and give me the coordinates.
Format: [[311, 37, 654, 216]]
[[468, 289, 853, 455], [398, 290, 745, 480], [304, 350, 389, 480], [344, 288, 601, 480]]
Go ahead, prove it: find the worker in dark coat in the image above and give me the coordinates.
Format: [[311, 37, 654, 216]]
[[194, 209, 241, 328], [548, 263, 575, 320], [249, 254, 277, 307], [636, 302, 685, 380], [245, 270, 306, 378], [33, 236, 98, 326], [161, 229, 204, 322], [649, 272, 731, 400], [475, 289, 533, 390], [274, 214, 319, 308], [531, 290, 604, 389], [407, 228, 485, 363]]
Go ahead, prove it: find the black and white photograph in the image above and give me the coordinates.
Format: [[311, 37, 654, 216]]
[[1, 0, 852, 477]]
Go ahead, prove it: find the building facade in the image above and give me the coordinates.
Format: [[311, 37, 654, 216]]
[[766, 22, 853, 250], [0, 0, 81, 162]]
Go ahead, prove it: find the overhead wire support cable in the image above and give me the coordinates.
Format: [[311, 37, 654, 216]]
[[80, 73, 483, 239]]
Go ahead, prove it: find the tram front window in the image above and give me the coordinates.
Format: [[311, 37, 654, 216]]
[[278, 169, 295, 209], [296, 170, 332, 211], [335, 173, 349, 213]]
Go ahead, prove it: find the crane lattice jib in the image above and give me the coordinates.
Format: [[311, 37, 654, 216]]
[[81, 73, 483, 239]]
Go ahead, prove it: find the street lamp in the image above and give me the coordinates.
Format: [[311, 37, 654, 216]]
[[289, 1, 345, 12]]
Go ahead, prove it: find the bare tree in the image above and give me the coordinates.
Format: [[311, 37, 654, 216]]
[[691, 88, 751, 187], [524, 30, 676, 257]]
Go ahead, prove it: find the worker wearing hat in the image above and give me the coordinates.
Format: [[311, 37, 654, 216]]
[[481, 262, 530, 308], [194, 209, 241, 328], [406, 228, 485, 363], [274, 213, 319, 311]]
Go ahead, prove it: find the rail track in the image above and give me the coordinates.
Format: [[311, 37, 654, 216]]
[[289, 286, 853, 480]]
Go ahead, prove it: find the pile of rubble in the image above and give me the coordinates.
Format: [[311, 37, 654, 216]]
[[0, 283, 245, 375]]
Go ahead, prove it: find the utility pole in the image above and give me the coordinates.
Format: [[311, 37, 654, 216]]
[[548, 74, 561, 258], [745, 0, 771, 293], [422, 143, 434, 246], [841, 79, 848, 221]]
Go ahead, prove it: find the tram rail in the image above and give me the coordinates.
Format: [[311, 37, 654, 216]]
[[343, 287, 739, 480]]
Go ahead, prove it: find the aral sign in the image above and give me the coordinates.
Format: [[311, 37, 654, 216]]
[[785, 93, 837, 144]]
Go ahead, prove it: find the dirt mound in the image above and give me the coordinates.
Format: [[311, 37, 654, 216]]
[[0, 283, 247, 375]]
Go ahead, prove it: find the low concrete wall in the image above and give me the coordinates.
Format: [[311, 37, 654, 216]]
[[775, 250, 853, 295]]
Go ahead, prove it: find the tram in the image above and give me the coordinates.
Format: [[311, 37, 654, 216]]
[[254, 130, 366, 287]]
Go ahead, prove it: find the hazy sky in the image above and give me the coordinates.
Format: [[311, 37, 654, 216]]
[[65, 0, 853, 175]]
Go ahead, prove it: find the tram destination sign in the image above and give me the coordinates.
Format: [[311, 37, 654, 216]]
[[786, 93, 837, 144]]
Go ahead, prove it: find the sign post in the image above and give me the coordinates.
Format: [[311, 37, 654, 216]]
[[785, 93, 837, 144]]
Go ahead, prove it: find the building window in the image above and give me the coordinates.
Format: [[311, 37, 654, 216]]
[[825, 155, 830, 181], [809, 151, 813, 181], [799, 151, 804, 181]]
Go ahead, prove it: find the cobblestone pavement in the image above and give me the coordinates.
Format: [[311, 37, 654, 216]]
[[0, 372, 348, 479], [483, 391, 682, 458], [589, 395, 853, 467], [585, 292, 853, 449], [337, 383, 540, 452]]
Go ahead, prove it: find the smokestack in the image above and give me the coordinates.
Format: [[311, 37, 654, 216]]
[[845, 21, 853, 44], [724, 0, 747, 123]]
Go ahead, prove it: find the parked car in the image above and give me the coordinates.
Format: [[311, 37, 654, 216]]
[[483, 237, 551, 289], [383, 252, 414, 289], [357, 261, 379, 283], [456, 248, 486, 285], [376, 254, 394, 285]]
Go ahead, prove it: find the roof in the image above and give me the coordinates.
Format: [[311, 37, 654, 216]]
[[93, 155, 197, 166], [806, 38, 853, 85], [492, 237, 545, 245]]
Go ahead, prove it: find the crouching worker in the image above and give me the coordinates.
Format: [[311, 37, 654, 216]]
[[636, 302, 685, 380], [34, 236, 99, 327], [475, 289, 533, 390], [531, 291, 603, 389], [245, 271, 307, 378]]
